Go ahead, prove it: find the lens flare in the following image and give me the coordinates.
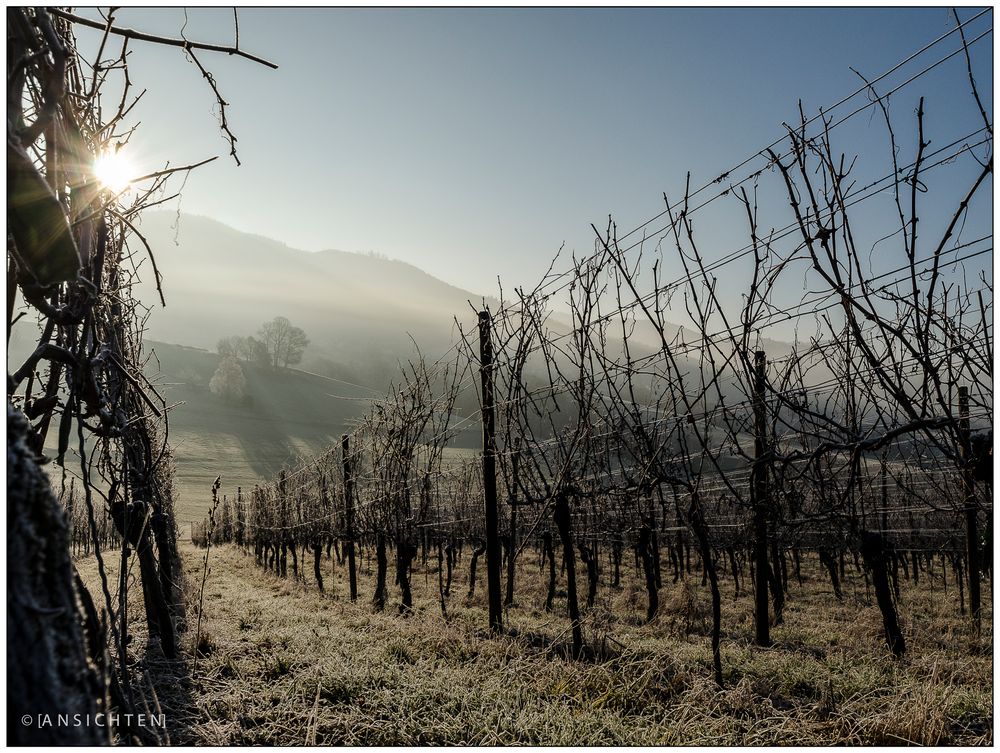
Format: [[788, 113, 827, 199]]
[[93, 150, 134, 193]]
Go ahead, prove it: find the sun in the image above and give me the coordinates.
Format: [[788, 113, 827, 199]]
[[93, 150, 135, 193]]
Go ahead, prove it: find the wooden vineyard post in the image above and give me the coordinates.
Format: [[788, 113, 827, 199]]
[[752, 350, 771, 647], [479, 310, 503, 633], [959, 386, 981, 625], [342, 433, 358, 602]]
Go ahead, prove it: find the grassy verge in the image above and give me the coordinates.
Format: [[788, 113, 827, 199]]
[[73, 539, 992, 745]]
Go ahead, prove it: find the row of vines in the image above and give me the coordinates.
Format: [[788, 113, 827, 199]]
[[197, 10, 993, 683]]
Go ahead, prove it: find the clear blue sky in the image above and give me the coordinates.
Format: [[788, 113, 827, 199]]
[[74, 7, 992, 303]]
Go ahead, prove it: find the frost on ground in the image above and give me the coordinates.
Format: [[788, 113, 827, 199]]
[[76, 541, 992, 745]]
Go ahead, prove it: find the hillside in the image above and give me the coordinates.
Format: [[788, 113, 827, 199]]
[[144, 341, 364, 522], [139, 341, 478, 523], [132, 212, 492, 389], [7, 213, 807, 522]]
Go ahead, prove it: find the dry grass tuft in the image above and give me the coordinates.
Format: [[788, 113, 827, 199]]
[[663, 579, 712, 636]]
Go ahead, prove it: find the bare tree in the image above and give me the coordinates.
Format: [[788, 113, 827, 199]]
[[258, 316, 309, 369]]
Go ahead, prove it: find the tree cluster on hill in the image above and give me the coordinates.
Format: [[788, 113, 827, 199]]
[[218, 316, 309, 370], [217, 334, 269, 366]]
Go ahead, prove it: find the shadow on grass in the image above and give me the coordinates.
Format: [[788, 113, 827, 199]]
[[130, 637, 200, 745]]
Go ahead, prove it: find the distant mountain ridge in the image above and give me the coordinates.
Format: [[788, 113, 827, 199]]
[[122, 212, 812, 407], [132, 212, 493, 385]]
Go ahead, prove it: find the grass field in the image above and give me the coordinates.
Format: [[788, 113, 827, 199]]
[[147, 341, 364, 522], [76, 538, 993, 745], [142, 342, 482, 525]]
